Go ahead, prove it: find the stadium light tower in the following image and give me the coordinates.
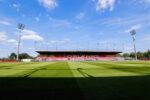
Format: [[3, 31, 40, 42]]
[[130, 30, 137, 60], [17, 23, 25, 60]]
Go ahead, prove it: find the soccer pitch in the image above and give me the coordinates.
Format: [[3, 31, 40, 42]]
[[1, 61, 150, 77], [0, 61, 150, 100]]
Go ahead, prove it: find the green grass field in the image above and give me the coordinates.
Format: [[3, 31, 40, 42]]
[[0, 61, 150, 100]]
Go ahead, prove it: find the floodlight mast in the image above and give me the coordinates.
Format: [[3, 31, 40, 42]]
[[17, 23, 25, 60], [130, 30, 137, 60]]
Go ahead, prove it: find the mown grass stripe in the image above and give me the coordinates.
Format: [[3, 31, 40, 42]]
[[84, 61, 150, 74], [81, 62, 142, 77], [0, 62, 35, 68], [17, 62, 55, 77], [29, 62, 74, 77], [0, 62, 52, 77]]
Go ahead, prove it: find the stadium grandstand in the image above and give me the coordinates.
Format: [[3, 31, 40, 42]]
[[36, 51, 123, 61]]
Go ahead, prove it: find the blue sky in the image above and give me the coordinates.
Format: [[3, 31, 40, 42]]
[[0, 0, 150, 57]]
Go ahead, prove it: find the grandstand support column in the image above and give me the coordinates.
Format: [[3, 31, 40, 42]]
[[17, 23, 25, 61]]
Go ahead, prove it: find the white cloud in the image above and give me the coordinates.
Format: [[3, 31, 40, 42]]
[[144, 36, 150, 41], [12, 4, 20, 11], [15, 29, 37, 35], [76, 13, 85, 19], [29, 48, 34, 50], [35, 17, 40, 21], [125, 24, 142, 33], [23, 29, 37, 35], [142, 0, 150, 3], [0, 21, 11, 25], [0, 32, 7, 41], [38, 0, 58, 10], [134, 0, 150, 6], [45, 39, 71, 45], [7, 39, 18, 45], [64, 38, 70, 41], [46, 40, 57, 45], [47, 17, 72, 28], [97, 41, 107, 45], [96, 0, 115, 11], [145, 38, 150, 41], [0, 32, 18, 46], [21, 29, 43, 41], [7, 39, 17, 43], [124, 47, 133, 52], [99, 13, 150, 27], [12, 4, 20, 8], [49, 18, 71, 27], [21, 35, 43, 41]]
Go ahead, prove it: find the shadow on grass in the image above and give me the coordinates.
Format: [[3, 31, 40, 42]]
[[77, 68, 93, 78], [0, 75, 150, 100]]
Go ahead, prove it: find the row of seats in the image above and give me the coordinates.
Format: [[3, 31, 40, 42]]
[[36, 55, 123, 61]]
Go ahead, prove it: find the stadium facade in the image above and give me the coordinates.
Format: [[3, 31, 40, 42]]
[[36, 51, 123, 61]]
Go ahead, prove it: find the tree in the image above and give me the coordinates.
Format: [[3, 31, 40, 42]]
[[19, 53, 30, 59], [117, 54, 122, 57], [0, 58, 10, 60], [123, 53, 130, 57], [9, 53, 17, 60], [147, 50, 150, 59], [137, 51, 144, 59], [143, 52, 147, 58], [121, 50, 150, 59], [130, 52, 135, 58]]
